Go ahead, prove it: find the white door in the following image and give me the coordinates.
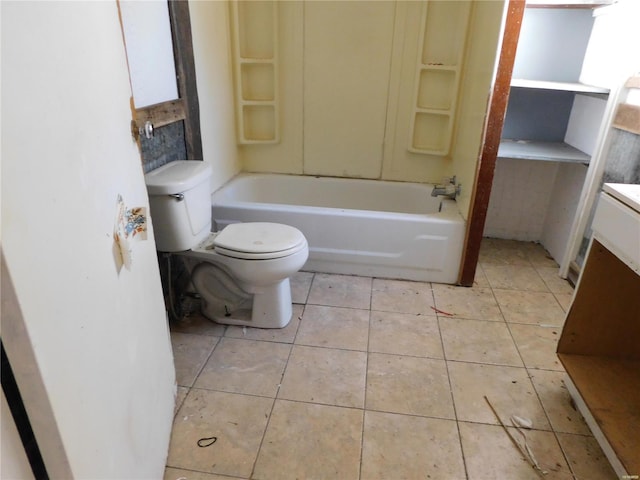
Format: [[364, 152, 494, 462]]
[[1, 2, 176, 478]]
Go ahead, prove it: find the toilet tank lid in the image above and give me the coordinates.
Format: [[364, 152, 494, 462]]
[[144, 160, 212, 195]]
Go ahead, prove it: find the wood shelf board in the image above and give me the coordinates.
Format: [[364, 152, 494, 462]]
[[498, 140, 590, 163], [511, 78, 609, 94], [525, 0, 614, 8], [558, 354, 640, 474]]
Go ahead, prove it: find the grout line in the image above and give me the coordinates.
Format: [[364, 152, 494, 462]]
[[358, 305, 373, 480], [432, 285, 470, 480], [247, 312, 301, 480]]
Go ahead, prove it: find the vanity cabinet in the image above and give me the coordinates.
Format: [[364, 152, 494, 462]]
[[557, 183, 640, 477]]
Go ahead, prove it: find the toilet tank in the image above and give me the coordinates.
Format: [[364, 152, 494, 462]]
[[144, 160, 213, 252]]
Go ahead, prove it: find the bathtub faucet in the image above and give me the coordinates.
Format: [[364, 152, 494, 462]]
[[431, 176, 461, 199]]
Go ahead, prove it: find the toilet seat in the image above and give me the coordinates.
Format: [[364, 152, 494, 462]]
[[212, 222, 307, 260]]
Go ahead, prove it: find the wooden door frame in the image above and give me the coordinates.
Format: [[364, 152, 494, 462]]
[[458, 0, 525, 286], [168, 0, 203, 160]]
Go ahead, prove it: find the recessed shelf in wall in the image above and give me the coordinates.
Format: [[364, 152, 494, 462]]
[[240, 63, 275, 101], [236, 1, 275, 60], [511, 78, 609, 94], [409, 112, 451, 155], [229, 1, 279, 145], [417, 68, 457, 110], [498, 139, 590, 163], [241, 105, 277, 143], [408, 1, 471, 155]]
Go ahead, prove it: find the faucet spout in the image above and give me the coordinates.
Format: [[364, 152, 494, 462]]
[[431, 177, 461, 199]]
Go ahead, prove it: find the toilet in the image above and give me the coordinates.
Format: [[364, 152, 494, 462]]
[[144, 160, 308, 328]]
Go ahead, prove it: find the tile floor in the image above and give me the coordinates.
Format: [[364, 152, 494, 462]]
[[164, 239, 617, 480]]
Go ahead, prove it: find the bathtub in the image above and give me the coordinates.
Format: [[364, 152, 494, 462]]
[[210, 174, 465, 283]]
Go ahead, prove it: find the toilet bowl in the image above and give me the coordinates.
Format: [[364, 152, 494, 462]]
[[181, 224, 308, 327], [144, 161, 309, 328]]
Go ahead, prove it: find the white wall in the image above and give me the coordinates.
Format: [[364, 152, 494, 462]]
[[1, 2, 175, 478], [189, 0, 241, 192], [541, 163, 588, 261], [581, 0, 640, 88], [484, 159, 560, 241]]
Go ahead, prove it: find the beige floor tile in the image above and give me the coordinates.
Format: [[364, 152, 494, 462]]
[[479, 239, 531, 266], [459, 422, 572, 479], [371, 278, 434, 315], [164, 467, 240, 480], [509, 323, 564, 371], [556, 433, 618, 480], [536, 267, 575, 295], [307, 273, 372, 309], [295, 304, 369, 351], [440, 318, 523, 366], [171, 332, 219, 387], [483, 264, 549, 292], [361, 411, 465, 480], [279, 345, 366, 408], [225, 304, 303, 344], [529, 370, 591, 435], [167, 389, 272, 478], [291, 271, 314, 304], [472, 264, 491, 288], [448, 362, 550, 429], [369, 310, 443, 359], [523, 243, 559, 268], [171, 313, 227, 336], [366, 353, 454, 419], [554, 293, 574, 312], [432, 284, 504, 321], [494, 289, 566, 325], [175, 387, 189, 416], [193, 338, 290, 397], [253, 400, 363, 480]]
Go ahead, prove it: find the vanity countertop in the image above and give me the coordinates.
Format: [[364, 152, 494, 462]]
[[603, 183, 640, 213]]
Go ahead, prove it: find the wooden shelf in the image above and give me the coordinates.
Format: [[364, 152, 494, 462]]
[[510, 78, 609, 94], [558, 354, 640, 475], [498, 139, 590, 163]]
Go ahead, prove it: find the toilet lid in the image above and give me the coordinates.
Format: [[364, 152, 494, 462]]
[[213, 222, 307, 259]]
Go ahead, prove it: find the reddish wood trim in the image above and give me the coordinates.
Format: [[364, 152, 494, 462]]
[[458, 0, 525, 286]]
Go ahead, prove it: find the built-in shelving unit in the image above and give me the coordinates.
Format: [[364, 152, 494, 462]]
[[229, 1, 279, 144], [408, 1, 471, 156], [498, 5, 610, 165]]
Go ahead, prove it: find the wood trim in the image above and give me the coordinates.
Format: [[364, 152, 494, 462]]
[[458, 0, 525, 286], [168, 0, 203, 160], [132, 99, 186, 140], [612, 103, 640, 135]]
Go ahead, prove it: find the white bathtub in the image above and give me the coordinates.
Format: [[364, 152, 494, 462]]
[[211, 174, 465, 283]]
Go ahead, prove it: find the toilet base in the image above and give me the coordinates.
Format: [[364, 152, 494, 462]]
[[201, 279, 293, 329]]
